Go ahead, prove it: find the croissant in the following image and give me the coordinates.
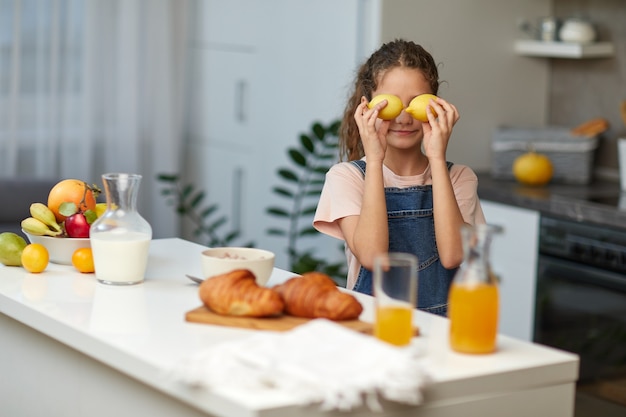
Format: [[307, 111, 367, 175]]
[[199, 269, 285, 317], [273, 272, 363, 321], [571, 117, 609, 137]]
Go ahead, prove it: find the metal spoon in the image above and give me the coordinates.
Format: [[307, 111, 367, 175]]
[[185, 274, 204, 284]]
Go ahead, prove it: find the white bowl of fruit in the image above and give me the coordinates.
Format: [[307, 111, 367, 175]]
[[21, 179, 103, 265], [22, 232, 91, 265]]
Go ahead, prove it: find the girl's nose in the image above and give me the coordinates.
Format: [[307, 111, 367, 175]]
[[395, 107, 414, 123]]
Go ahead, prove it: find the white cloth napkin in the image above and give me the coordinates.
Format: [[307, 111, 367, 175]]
[[169, 319, 429, 411]]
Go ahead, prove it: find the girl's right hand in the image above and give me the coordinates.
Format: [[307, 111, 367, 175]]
[[354, 96, 389, 162]]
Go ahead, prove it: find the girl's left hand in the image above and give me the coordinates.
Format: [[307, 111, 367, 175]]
[[421, 97, 460, 162]]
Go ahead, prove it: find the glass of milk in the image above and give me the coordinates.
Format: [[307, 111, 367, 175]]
[[90, 173, 152, 285]]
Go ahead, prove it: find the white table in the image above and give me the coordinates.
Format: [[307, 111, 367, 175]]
[[0, 238, 579, 417]]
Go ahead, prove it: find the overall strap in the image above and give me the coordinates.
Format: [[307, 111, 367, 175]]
[[350, 160, 367, 177]]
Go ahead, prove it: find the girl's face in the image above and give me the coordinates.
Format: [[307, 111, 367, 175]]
[[372, 67, 432, 151]]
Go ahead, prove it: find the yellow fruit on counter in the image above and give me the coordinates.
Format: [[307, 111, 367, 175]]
[[368, 94, 404, 120], [406, 94, 438, 122], [512, 151, 554, 186], [72, 247, 95, 273], [21, 243, 49, 273]]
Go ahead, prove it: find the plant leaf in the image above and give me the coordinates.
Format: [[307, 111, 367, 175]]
[[157, 173, 178, 182], [200, 205, 218, 218], [312, 122, 325, 140], [300, 134, 314, 152], [278, 169, 299, 182], [288, 149, 307, 167], [190, 191, 205, 208], [300, 206, 318, 216], [272, 186, 294, 198], [59, 202, 78, 217], [181, 184, 193, 199], [267, 207, 290, 217], [298, 227, 319, 236]]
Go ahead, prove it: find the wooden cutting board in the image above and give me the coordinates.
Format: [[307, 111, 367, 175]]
[[185, 306, 375, 333], [186, 306, 420, 336]]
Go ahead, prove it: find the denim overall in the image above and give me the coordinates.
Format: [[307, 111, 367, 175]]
[[350, 160, 457, 317]]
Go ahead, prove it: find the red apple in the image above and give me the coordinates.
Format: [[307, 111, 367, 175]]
[[65, 213, 90, 238]]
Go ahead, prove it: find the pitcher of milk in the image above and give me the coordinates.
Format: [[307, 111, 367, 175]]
[[90, 173, 152, 285]]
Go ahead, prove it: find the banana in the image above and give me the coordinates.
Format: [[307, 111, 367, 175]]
[[21, 217, 62, 237], [29, 203, 62, 232], [570, 118, 609, 137]]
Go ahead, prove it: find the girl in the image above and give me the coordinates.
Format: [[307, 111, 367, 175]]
[[313, 39, 485, 316]]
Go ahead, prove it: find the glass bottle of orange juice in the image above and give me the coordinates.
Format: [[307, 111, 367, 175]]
[[448, 224, 502, 354]]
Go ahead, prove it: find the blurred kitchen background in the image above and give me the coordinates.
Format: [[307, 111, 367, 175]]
[[1, 0, 625, 269]]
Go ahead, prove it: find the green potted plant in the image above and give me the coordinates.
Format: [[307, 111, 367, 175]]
[[265, 120, 346, 283], [157, 119, 347, 284]]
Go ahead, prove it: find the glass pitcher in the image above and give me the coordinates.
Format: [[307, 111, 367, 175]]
[[448, 223, 502, 354], [90, 173, 152, 285]]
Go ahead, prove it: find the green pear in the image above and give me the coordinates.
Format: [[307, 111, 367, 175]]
[[0, 232, 28, 266]]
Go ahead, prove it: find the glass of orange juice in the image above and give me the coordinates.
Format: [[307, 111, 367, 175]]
[[373, 252, 418, 347]]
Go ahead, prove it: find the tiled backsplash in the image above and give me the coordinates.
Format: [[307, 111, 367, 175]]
[[550, 0, 626, 177]]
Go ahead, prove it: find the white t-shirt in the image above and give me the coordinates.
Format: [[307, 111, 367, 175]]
[[313, 158, 486, 289]]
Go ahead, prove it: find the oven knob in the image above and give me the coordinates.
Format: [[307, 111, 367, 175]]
[[571, 243, 586, 257], [605, 250, 617, 263], [590, 247, 603, 260]]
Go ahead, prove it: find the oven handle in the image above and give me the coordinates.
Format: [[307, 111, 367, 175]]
[[538, 255, 626, 292]]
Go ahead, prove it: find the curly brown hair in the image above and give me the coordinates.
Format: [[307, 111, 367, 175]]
[[338, 39, 440, 161]]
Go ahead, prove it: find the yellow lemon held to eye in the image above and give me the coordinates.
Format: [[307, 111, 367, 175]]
[[512, 151, 554, 186], [406, 94, 438, 122], [368, 94, 404, 120]]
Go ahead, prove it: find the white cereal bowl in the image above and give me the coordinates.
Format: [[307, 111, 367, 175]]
[[23, 231, 91, 265], [200, 247, 275, 286]]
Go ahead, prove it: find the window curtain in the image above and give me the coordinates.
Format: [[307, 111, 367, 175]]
[[0, 0, 188, 238]]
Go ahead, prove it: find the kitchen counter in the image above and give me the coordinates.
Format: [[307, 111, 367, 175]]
[[0, 238, 579, 417], [477, 172, 626, 229]]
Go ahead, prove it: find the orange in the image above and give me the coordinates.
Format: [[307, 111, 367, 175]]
[[72, 247, 95, 273], [47, 179, 97, 222], [21, 243, 49, 273], [512, 151, 554, 186]]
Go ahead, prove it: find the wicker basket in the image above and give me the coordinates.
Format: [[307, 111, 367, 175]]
[[491, 126, 599, 184]]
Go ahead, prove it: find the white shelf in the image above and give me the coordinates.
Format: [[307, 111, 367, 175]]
[[515, 40, 615, 59]]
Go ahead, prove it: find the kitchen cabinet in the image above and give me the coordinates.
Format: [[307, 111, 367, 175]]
[[481, 200, 540, 342], [185, 143, 256, 239]]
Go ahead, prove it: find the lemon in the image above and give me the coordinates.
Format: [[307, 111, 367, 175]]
[[95, 203, 107, 218], [406, 94, 438, 122], [21, 243, 49, 273], [368, 94, 404, 120], [512, 151, 554, 186], [0, 232, 28, 266]]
